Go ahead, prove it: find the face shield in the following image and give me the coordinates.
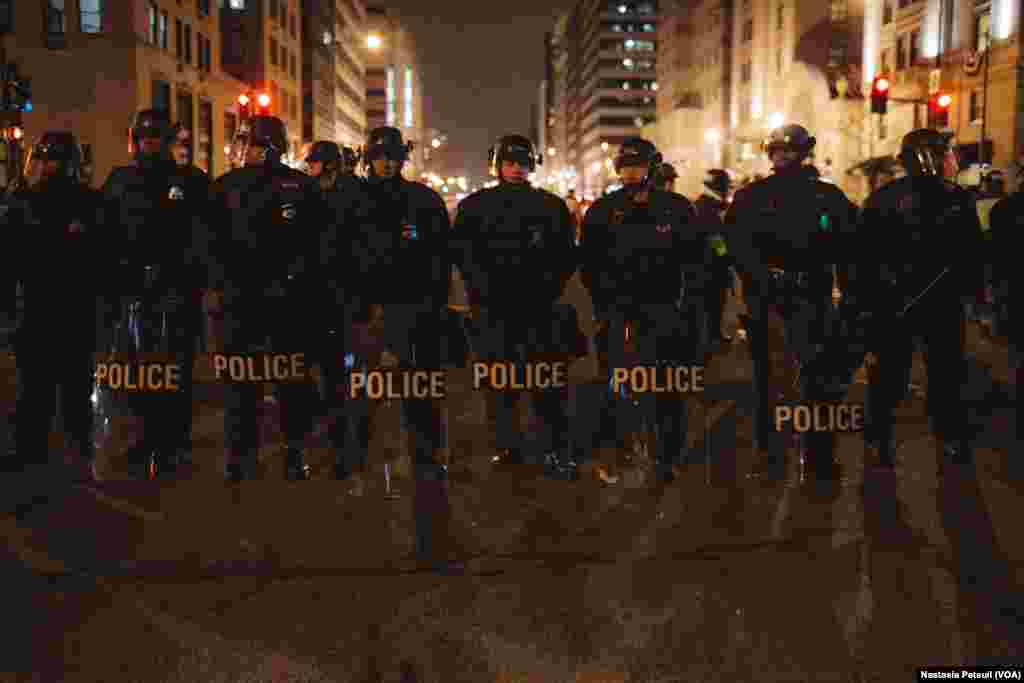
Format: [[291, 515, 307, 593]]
[[908, 144, 959, 180], [229, 121, 252, 169]]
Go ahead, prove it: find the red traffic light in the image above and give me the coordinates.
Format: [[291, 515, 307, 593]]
[[936, 93, 952, 109], [237, 93, 250, 106], [873, 77, 889, 94], [257, 93, 271, 108]]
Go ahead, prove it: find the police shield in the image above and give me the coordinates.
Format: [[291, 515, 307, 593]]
[[92, 265, 193, 478]]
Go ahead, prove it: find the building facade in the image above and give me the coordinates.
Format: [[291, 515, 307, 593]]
[[300, 0, 366, 149], [0, 0, 248, 185], [364, 4, 423, 175], [542, 13, 577, 194], [221, 0, 305, 162], [649, 0, 869, 198], [561, 0, 660, 197], [862, 0, 1023, 191]]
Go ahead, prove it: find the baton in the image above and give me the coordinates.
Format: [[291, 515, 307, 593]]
[[899, 267, 950, 318]]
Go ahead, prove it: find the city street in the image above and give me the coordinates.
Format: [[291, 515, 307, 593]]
[[1, 275, 1021, 682]]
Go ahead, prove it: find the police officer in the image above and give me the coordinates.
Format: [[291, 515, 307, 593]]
[[98, 109, 210, 478], [579, 137, 703, 484], [989, 180, 1020, 360], [453, 135, 578, 479], [8, 132, 103, 481], [694, 169, 735, 344], [340, 146, 361, 178], [208, 115, 325, 482], [652, 162, 678, 193], [357, 126, 451, 474], [854, 130, 986, 466], [724, 124, 858, 479], [305, 140, 376, 480], [358, 126, 457, 572]]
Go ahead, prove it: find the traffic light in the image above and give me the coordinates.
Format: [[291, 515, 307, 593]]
[[929, 92, 952, 128], [870, 75, 889, 115], [256, 92, 270, 115], [237, 93, 251, 118]]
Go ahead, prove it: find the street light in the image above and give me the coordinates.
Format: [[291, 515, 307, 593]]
[[705, 128, 720, 143], [431, 138, 441, 148], [767, 112, 785, 130], [547, 147, 556, 156], [366, 34, 382, 49], [601, 142, 609, 152]]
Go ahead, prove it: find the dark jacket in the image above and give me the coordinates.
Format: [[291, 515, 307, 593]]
[[579, 187, 701, 319], [979, 189, 1018, 342], [452, 182, 577, 309], [856, 175, 986, 314], [359, 176, 451, 309], [207, 162, 324, 295], [724, 166, 858, 308], [12, 177, 104, 324], [101, 159, 210, 294], [319, 174, 376, 314]]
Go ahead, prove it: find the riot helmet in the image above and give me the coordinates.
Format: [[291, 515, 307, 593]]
[[763, 124, 816, 172], [703, 168, 731, 196], [613, 137, 662, 189], [24, 131, 82, 182], [488, 134, 542, 182], [341, 146, 360, 176], [364, 126, 412, 180], [653, 162, 678, 191], [171, 123, 193, 167], [899, 128, 959, 181], [129, 109, 173, 163]]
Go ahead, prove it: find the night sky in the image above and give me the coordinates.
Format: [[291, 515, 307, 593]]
[[378, 0, 573, 185]]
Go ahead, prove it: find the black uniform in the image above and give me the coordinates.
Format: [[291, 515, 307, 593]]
[[208, 162, 325, 479], [855, 175, 986, 457], [357, 173, 451, 469], [453, 180, 578, 466], [98, 157, 210, 475], [10, 176, 104, 468], [724, 164, 859, 470], [693, 192, 733, 342], [317, 172, 377, 478], [580, 186, 703, 474]]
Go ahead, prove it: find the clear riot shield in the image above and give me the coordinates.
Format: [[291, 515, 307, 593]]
[[92, 265, 193, 478]]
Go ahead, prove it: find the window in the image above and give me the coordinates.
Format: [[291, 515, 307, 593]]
[[290, 53, 296, 78], [739, 97, 750, 123], [404, 66, 413, 127], [184, 24, 191, 63], [777, 3, 783, 30], [882, 1, 892, 24], [776, 48, 783, 74], [80, 0, 103, 33], [269, 0, 276, 20], [197, 0, 209, 18], [198, 100, 212, 173], [197, 33, 205, 69], [280, 45, 287, 70], [969, 90, 981, 122], [146, 1, 156, 44], [175, 19, 183, 58], [386, 66, 396, 125], [289, 13, 296, 38], [976, 12, 990, 51], [878, 115, 886, 140], [880, 49, 889, 74], [270, 38, 278, 65], [896, 35, 906, 69], [909, 30, 920, 65], [159, 10, 168, 49], [742, 19, 753, 43], [176, 89, 193, 134], [741, 61, 751, 83]]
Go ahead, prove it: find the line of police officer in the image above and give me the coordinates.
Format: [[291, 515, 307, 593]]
[[1, 109, 1012, 489]]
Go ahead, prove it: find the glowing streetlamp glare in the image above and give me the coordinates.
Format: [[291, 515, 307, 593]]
[[431, 138, 441, 148], [366, 34, 382, 49], [767, 112, 785, 130], [547, 147, 556, 156], [705, 128, 720, 143], [601, 142, 609, 151]]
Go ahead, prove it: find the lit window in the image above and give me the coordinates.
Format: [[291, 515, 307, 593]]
[[618, 4, 627, 13], [404, 66, 413, 127], [386, 66, 396, 125], [80, 0, 103, 33], [228, 0, 244, 8]]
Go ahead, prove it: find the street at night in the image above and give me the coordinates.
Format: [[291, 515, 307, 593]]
[[2, 0, 1024, 680]]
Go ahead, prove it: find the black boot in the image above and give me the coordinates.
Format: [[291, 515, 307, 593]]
[[285, 448, 311, 481], [543, 447, 578, 480]]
